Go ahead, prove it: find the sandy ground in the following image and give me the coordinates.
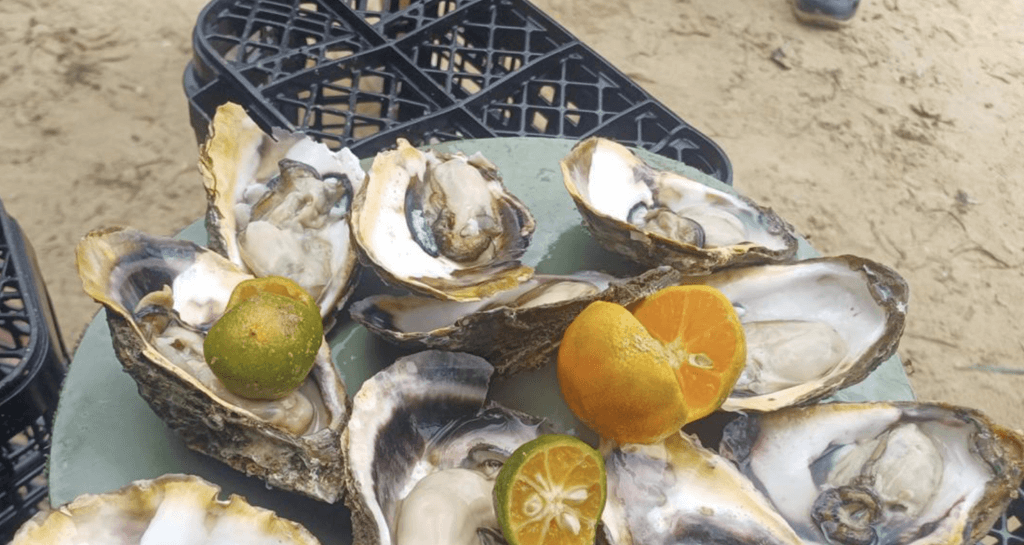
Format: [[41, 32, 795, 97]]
[[0, 0, 1021, 433]]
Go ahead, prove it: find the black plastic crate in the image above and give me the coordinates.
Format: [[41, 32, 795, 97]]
[[183, 0, 733, 183], [0, 200, 69, 542]]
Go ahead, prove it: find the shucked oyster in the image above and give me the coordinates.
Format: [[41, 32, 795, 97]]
[[200, 102, 365, 319], [561, 137, 798, 274], [343, 350, 552, 545], [601, 431, 803, 545], [76, 227, 349, 503], [681, 255, 909, 412], [349, 267, 681, 376], [351, 139, 536, 301], [719, 402, 1024, 545], [10, 474, 321, 544]]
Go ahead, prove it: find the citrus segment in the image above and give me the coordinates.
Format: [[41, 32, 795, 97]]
[[494, 435, 606, 545], [631, 285, 746, 421]]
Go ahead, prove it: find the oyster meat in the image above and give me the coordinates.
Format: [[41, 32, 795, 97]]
[[719, 402, 1024, 545], [561, 137, 798, 274], [681, 255, 909, 412], [343, 350, 552, 545], [351, 139, 536, 301], [349, 266, 682, 376], [76, 227, 349, 503], [10, 474, 321, 545], [201, 102, 365, 319], [601, 431, 803, 545]]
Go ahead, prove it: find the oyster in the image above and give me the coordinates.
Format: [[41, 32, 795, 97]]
[[10, 474, 321, 544], [682, 255, 909, 412], [200, 102, 365, 319], [561, 137, 798, 274], [351, 139, 536, 301], [349, 266, 682, 376], [601, 431, 803, 545], [76, 227, 349, 503], [342, 350, 552, 545], [719, 402, 1024, 545]]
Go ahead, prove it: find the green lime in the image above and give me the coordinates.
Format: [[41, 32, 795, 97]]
[[204, 281, 323, 400], [494, 434, 606, 545]]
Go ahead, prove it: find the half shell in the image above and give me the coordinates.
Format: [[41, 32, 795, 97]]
[[601, 431, 803, 545], [200, 102, 365, 319], [719, 402, 1024, 545], [75, 226, 349, 503], [342, 350, 552, 545], [561, 137, 798, 274], [10, 474, 321, 544], [351, 139, 536, 301], [684, 255, 909, 412], [349, 266, 682, 376]]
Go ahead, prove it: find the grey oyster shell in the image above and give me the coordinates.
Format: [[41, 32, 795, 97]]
[[719, 402, 1024, 545], [75, 227, 350, 503], [561, 137, 798, 274], [342, 350, 553, 545], [349, 266, 683, 377]]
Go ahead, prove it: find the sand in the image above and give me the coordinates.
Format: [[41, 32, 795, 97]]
[[0, 0, 1021, 431]]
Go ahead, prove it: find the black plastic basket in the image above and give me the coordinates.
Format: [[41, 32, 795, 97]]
[[0, 199, 69, 543], [183, 0, 733, 184]]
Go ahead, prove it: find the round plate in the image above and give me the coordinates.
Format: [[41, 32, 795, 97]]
[[50, 137, 914, 544]]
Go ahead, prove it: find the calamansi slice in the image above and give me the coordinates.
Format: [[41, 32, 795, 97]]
[[494, 435, 606, 545]]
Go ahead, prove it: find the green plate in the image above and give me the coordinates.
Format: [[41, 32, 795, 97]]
[[50, 137, 914, 544]]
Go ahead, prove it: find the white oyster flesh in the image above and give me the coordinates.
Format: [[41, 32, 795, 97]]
[[601, 431, 803, 545], [9, 475, 321, 545], [202, 102, 366, 318], [344, 351, 552, 545], [678, 256, 908, 412], [719, 402, 1024, 545], [394, 468, 497, 545]]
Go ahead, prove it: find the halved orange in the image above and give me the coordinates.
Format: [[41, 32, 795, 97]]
[[557, 285, 745, 444]]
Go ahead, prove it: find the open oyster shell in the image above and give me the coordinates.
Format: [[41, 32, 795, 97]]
[[349, 266, 682, 376], [10, 474, 321, 544], [561, 137, 798, 274], [719, 402, 1024, 545], [351, 139, 536, 301], [681, 255, 909, 412], [601, 431, 803, 545], [200, 102, 365, 319], [342, 350, 552, 545], [75, 227, 349, 503]]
